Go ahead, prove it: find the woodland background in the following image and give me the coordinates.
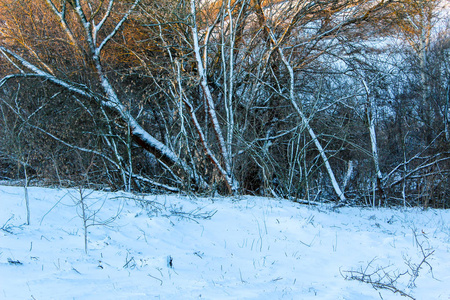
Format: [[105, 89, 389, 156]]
[[0, 0, 449, 208]]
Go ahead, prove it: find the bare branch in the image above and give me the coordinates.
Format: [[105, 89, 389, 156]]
[[96, 0, 141, 55]]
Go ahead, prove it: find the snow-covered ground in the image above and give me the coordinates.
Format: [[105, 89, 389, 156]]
[[0, 185, 449, 300]]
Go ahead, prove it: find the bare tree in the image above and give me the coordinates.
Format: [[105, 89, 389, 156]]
[[0, 0, 207, 191]]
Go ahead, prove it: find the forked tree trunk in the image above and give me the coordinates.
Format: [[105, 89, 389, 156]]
[[189, 0, 239, 193]]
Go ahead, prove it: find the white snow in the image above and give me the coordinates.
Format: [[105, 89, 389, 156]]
[[1, 185, 449, 299]]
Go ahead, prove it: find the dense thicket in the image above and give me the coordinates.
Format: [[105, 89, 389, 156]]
[[1, 0, 449, 207]]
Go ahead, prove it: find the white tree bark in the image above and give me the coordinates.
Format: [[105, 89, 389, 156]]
[[362, 80, 383, 205], [362, 80, 382, 180], [189, 0, 238, 193], [446, 76, 450, 141], [342, 160, 354, 192]]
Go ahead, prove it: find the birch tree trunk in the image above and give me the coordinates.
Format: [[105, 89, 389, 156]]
[[189, 0, 239, 193], [446, 76, 450, 141], [362, 80, 383, 204], [279, 50, 346, 203]]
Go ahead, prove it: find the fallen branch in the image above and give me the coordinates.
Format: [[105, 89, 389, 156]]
[[342, 263, 415, 299], [342, 230, 435, 300]]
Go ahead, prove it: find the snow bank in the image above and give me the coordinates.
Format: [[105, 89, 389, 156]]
[[1, 186, 449, 299]]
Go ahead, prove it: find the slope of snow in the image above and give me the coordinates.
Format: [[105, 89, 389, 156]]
[[0, 185, 449, 299]]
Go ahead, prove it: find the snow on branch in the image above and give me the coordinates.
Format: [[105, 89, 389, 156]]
[[0, 46, 94, 99], [96, 0, 141, 55]]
